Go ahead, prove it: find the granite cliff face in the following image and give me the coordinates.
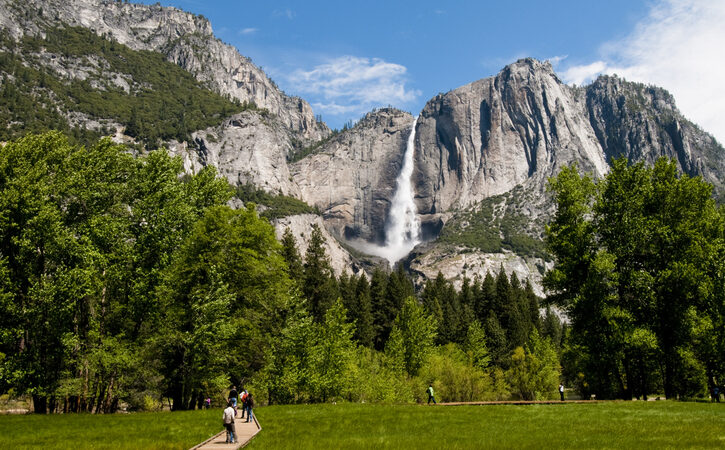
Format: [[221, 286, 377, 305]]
[[415, 59, 604, 216], [0, 0, 328, 141], [413, 58, 723, 217], [292, 109, 415, 242], [585, 75, 725, 193], [169, 111, 300, 196], [405, 58, 723, 289]]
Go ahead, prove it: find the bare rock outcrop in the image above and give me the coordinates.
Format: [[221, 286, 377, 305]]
[[168, 111, 300, 196], [414, 58, 724, 217], [273, 214, 361, 277], [292, 108, 415, 242]]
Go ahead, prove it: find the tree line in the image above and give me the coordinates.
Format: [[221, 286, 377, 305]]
[[0, 133, 561, 413], [546, 158, 725, 400]]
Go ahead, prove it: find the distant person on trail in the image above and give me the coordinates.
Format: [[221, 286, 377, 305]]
[[223, 401, 236, 444], [559, 383, 565, 401], [204, 397, 211, 409], [240, 388, 249, 419], [426, 384, 437, 405], [229, 385, 238, 416], [246, 393, 255, 423]]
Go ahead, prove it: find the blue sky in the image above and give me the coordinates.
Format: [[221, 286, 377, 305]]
[[139, 1, 725, 143]]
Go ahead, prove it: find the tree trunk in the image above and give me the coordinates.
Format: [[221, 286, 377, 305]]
[[32, 395, 47, 414], [103, 376, 115, 413]]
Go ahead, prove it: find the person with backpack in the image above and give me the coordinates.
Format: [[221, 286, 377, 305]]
[[239, 388, 248, 419], [426, 384, 437, 405], [245, 393, 255, 423], [222, 401, 236, 444]]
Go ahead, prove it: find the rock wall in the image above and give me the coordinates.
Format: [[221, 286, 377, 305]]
[[413, 58, 723, 217], [273, 214, 361, 277], [292, 109, 415, 242], [168, 111, 300, 196]]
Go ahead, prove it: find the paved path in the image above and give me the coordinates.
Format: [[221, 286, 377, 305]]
[[190, 414, 261, 450]]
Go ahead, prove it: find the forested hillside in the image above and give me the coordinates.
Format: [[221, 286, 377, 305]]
[[0, 27, 246, 146]]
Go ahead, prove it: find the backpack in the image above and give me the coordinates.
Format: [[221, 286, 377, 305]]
[[223, 408, 234, 425]]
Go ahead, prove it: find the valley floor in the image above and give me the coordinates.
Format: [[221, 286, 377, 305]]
[[0, 401, 723, 449]]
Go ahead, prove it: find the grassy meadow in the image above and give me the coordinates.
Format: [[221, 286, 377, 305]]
[[1, 401, 724, 449], [0, 408, 220, 449], [250, 402, 725, 449]]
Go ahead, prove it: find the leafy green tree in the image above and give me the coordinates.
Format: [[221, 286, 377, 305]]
[[546, 158, 724, 399], [464, 320, 491, 370], [307, 299, 357, 402], [384, 297, 437, 376], [505, 330, 560, 400], [159, 204, 294, 398]]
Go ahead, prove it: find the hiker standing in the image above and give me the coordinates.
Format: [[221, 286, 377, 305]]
[[426, 384, 437, 405], [240, 388, 248, 419], [223, 401, 236, 444], [229, 385, 238, 417], [246, 393, 255, 423], [559, 383, 565, 401]]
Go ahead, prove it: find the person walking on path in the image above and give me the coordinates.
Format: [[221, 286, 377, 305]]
[[240, 388, 248, 419], [229, 385, 238, 417], [559, 383, 565, 401], [426, 385, 437, 405], [222, 401, 236, 444], [245, 393, 255, 423]]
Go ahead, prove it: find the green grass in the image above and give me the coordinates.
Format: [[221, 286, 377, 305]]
[[2, 402, 724, 449], [250, 402, 725, 449], [0, 409, 221, 449]]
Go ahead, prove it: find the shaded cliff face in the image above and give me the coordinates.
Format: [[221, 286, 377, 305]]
[[0, 0, 328, 141], [292, 109, 415, 242], [586, 75, 725, 193]]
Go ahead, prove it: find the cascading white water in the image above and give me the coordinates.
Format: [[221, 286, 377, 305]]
[[382, 116, 421, 262], [353, 117, 421, 266]]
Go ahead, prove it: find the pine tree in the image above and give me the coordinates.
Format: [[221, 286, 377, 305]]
[[303, 224, 339, 322], [354, 274, 375, 348], [280, 227, 304, 286], [475, 272, 496, 323], [506, 272, 530, 349], [370, 267, 389, 350]]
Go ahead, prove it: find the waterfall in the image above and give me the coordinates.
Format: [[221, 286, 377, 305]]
[[353, 117, 421, 266], [382, 116, 421, 262]]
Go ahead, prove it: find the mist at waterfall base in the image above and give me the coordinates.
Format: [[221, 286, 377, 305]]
[[349, 117, 422, 267]]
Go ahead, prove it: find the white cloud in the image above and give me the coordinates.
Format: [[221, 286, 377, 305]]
[[286, 56, 421, 118], [546, 54, 568, 67], [239, 28, 258, 35], [272, 8, 295, 20], [560, 0, 725, 144], [561, 61, 607, 85]]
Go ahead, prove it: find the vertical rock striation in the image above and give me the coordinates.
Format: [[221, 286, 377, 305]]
[[292, 109, 415, 242]]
